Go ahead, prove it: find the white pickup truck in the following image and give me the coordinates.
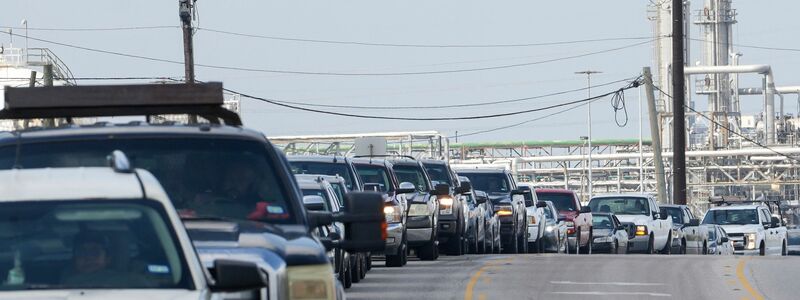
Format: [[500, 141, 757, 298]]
[[702, 203, 788, 256], [588, 194, 673, 254]]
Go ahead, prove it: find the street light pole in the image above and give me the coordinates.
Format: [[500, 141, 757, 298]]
[[576, 70, 602, 201]]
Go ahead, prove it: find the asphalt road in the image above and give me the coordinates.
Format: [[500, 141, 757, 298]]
[[347, 254, 800, 300]]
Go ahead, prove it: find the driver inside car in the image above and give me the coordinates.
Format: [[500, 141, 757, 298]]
[[62, 232, 151, 287]]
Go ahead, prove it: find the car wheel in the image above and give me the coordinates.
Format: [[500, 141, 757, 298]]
[[366, 255, 372, 270], [647, 234, 655, 254], [351, 255, 361, 283], [759, 242, 766, 256], [386, 241, 405, 267], [519, 229, 528, 254], [702, 242, 708, 255], [783, 241, 788, 256], [343, 257, 352, 288], [662, 233, 672, 255], [613, 240, 619, 254]]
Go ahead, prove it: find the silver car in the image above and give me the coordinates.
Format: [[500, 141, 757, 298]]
[[538, 200, 568, 253]]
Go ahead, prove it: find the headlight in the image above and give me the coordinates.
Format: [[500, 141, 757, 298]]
[[593, 236, 612, 243], [409, 204, 430, 216], [545, 225, 555, 232], [288, 264, 334, 300], [384, 205, 402, 223], [528, 215, 537, 225], [745, 233, 757, 250], [439, 197, 453, 215], [635, 225, 648, 236]]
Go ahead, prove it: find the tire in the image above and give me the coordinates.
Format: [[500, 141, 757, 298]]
[[386, 239, 405, 267], [519, 227, 528, 254], [662, 233, 672, 255], [343, 257, 352, 288], [680, 239, 687, 255], [613, 240, 619, 254], [504, 230, 519, 254], [759, 242, 766, 256], [528, 242, 537, 254], [419, 241, 439, 261], [783, 241, 788, 256], [702, 242, 708, 255], [366, 255, 372, 270], [479, 226, 487, 254], [647, 234, 655, 254], [351, 255, 361, 283]]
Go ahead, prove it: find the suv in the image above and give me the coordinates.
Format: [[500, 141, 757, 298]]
[[421, 159, 470, 256], [289, 155, 363, 193], [0, 157, 266, 298], [588, 194, 672, 254], [456, 168, 527, 254], [661, 204, 708, 254], [702, 202, 788, 256], [388, 158, 443, 260], [353, 158, 409, 266], [535, 189, 593, 253], [0, 83, 385, 300]]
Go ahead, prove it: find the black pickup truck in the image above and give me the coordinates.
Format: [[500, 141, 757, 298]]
[[0, 83, 386, 300]]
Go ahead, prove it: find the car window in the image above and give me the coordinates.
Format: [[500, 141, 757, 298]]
[[759, 209, 771, 224], [708, 226, 717, 240], [393, 165, 431, 192], [423, 163, 452, 187], [290, 161, 356, 191], [458, 173, 510, 194], [1, 138, 297, 224], [355, 164, 393, 193], [588, 197, 650, 215], [543, 206, 555, 219], [592, 215, 614, 229], [536, 193, 578, 212], [0, 200, 193, 291], [329, 183, 347, 207], [683, 209, 693, 222], [663, 207, 683, 224], [702, 209, 759, 225]]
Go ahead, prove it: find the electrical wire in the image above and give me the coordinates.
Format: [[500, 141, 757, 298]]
[[8, 32, 659, 77], [610, 86, 629, 127], [0, 25, 178, 31], [0, 77, 181, 81], [197, 27, 658, 48], [227, 79, 641, 121], [453, 76, 642, 137], [688, 37, 800, 53], [653, 86, 800, 162], [267, 76, 638, 110]]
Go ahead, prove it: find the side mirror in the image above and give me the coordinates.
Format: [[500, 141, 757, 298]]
[[688, 219, 700, 227], [616, 225, 626, 231], [475, 195, 487, 204], [535, 201, 547, 208], [397, 182, 417, 194], [303, 195, 326, 211], [431, 183, 450, 196], [579, 206, 591, 214], [335, 191, 387, 252], [209, 259, 266, 292], [771, 216, 780, 228], [721, 236, 729, 243], [455, 181, 472, 194]]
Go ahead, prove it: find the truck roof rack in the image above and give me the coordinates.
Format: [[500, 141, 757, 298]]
[[0, 82, 241, 126], [709, 196, 782, 206], [353, 154, 416, 160]]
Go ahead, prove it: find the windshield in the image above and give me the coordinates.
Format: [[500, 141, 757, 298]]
[[589, 197, 650, 215], [702, 209, 759, 225], [301, 189, 332, 211], [458, 173, 509, 194], [423, 163, 451, 186], [663, 207, 683, 224], [592, 215, 615, 229], [0, 138, 297, 224], [355, 164, 393, 193], [0, 200, 193, 291], [536, 192, 577, 213], [290, 161, 357, 191], [393, 165, 430, 192], [329, 183, 347, 207]]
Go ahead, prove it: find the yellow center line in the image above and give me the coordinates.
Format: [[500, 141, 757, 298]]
[[735, 258, 764, 300], [464, 258, 513, 300]]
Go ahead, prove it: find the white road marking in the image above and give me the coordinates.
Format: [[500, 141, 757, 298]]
[[550, 291, 671, 297], [550, 281, 665, 286]]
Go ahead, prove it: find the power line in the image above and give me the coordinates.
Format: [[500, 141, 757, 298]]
[[453, 77, 642, 138], [653, 86, 800, 162], [1, 25, 178, 31], [227, 79, 641, 121], [197, 27, 657, 48], [0, 76, 181, 81], [268, 76, 638, 110], [688, 37, 800, 53], [9, 32, 659, 77]]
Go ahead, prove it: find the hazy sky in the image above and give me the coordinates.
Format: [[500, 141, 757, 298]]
[[2, 1, 798, 142]]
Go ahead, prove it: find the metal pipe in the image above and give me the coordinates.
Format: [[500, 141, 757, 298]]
[[514, 147, 800, 163], [684, 65, 777, 144]]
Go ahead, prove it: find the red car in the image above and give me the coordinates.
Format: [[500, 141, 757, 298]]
[[535, 189, 593, 253]]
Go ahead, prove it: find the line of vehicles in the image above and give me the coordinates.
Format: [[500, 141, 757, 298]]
[[0, 82, 791, 300]]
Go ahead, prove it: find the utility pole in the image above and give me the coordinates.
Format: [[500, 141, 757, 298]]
[[576, 70, 602, 200], [179, 0, 195, 83], [644, 67, 669, 204], [671, 0, 688, 205]]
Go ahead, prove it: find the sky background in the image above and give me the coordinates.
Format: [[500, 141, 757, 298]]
[[2, 1, 798, 143]]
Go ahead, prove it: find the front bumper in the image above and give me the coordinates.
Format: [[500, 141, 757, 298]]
[[627, 235, 650, 252], [407, 228, 434, 245], [734, 249, 760, 255], [383, 222, 404, 255], [527, 224, 540, 242], [541, 231, 560, 251], [438, 219, 459, 237], [592, 241, 615, 252]]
